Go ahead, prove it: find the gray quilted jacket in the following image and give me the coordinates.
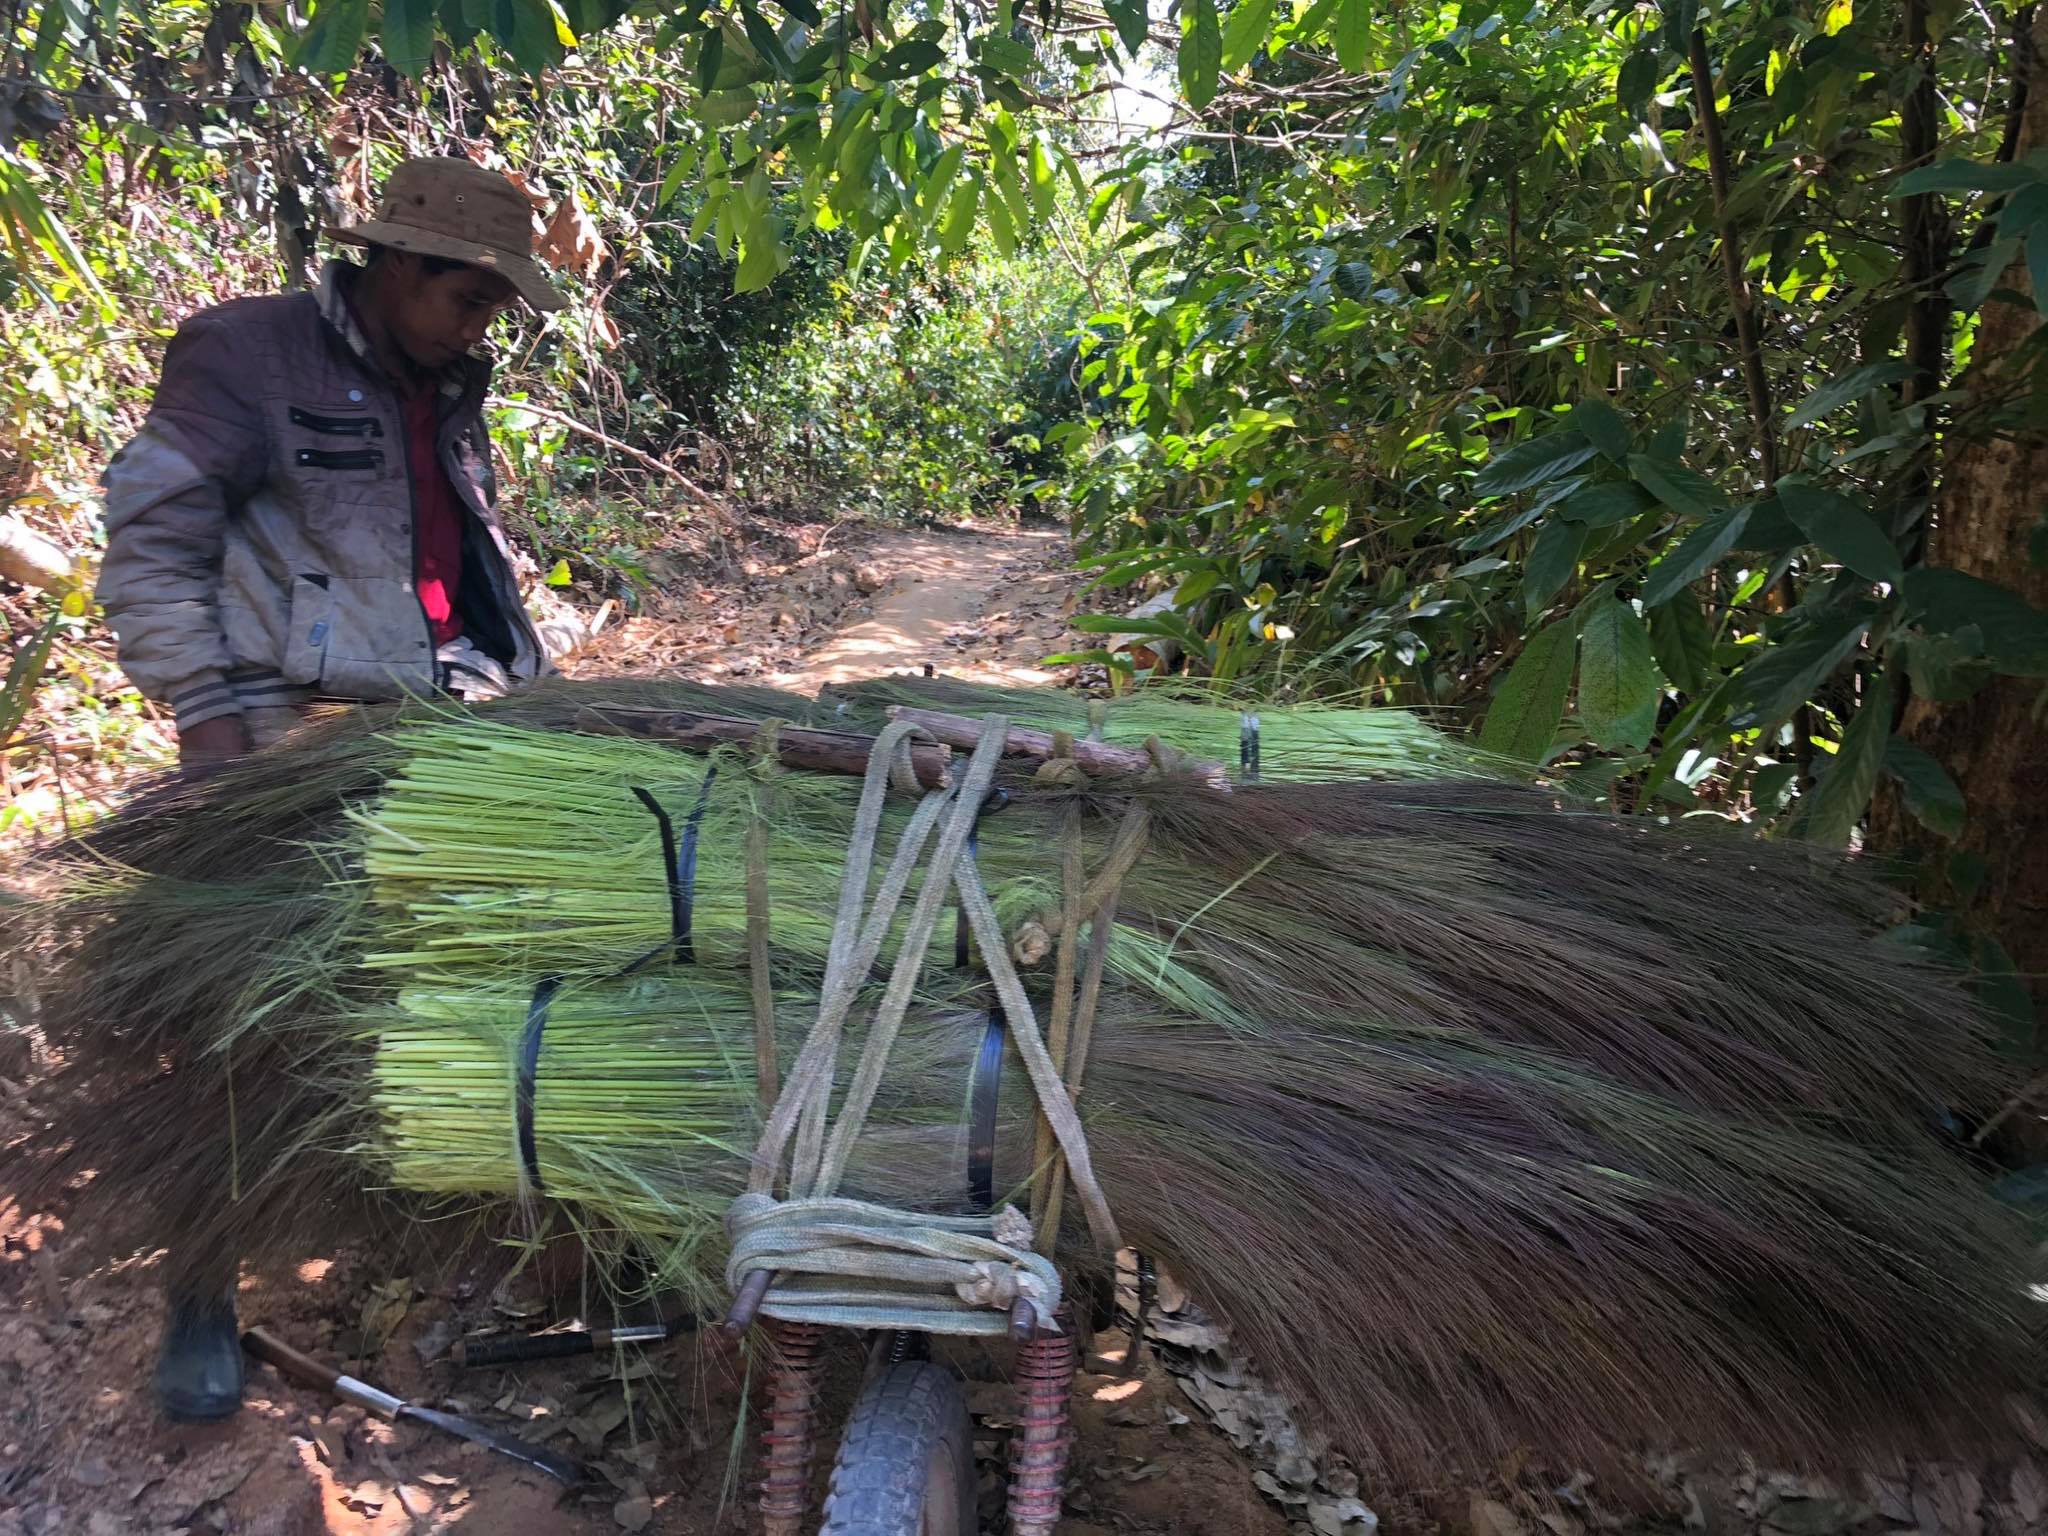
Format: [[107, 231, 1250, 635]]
[[97, 262, 547, 732]]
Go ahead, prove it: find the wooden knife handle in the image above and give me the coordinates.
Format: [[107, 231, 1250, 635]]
[[241, 1327, 342, 1394]]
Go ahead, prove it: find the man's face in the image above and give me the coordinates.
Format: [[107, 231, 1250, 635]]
[[381, 253, 519, 369]]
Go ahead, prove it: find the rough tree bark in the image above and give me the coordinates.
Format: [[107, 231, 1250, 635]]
[[1890, 7, 2048, 1013]]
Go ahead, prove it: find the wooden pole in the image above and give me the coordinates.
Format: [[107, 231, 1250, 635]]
[[572, 708, 955, 790], [884, 706, 1229, 788]]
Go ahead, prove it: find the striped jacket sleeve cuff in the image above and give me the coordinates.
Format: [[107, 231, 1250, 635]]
[[169, 674, 245, 734]]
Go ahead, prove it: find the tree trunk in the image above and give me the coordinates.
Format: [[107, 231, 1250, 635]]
[[1891, 9, 2048, 1017]]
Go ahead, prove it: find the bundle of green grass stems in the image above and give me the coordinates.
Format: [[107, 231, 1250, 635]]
[[18, 674, 2037, 1482]]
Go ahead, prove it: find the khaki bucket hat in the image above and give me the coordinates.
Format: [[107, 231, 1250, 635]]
[[332, 156, 565, 312]]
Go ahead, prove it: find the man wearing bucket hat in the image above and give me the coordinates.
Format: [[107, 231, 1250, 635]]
[[95, 156, 567, 1421], [98, 154, 565, 777]]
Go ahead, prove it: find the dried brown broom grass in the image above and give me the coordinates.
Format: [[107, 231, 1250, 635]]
[[6, 679, 2037, 1486]]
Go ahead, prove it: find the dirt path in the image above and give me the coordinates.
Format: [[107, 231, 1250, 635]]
[[775, 525, 1071, 690], [0, 519, 1296, 1536], [553, 520, 1080, 693]]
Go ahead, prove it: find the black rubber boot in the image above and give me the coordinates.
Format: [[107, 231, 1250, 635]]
[[154, 1291, 244, 1423]]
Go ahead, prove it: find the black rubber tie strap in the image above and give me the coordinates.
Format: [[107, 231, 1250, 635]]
[[517, 974, 563, 1196], [1239, 712, 1261, 783], [1125, 1250, 1157, 1376], [519, 773, 719, 1195], [953, 787, 1010, 971], [630, 766, 719, 966], [966, 1003, 1006, 1212]]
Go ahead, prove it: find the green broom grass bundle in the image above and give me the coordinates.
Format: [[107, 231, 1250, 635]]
[[10, 674, 2037, 1484]]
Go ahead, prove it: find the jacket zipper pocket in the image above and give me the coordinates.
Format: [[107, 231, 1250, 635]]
[[290, 407, 384, 438], [295, 447, 384, 471]]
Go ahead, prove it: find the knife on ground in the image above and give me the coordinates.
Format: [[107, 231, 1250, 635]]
[[242, 1326, 586, 1487]]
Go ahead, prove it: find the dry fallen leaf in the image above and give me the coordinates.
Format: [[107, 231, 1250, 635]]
[[359, 1278, 411, 1352], [309, 1424, 348, 1468], [539, 195, 608, 279], [394, 1483, 433, 1519], [613, 1482, 654, 1532], [1471, 1497, 1527, 1536]]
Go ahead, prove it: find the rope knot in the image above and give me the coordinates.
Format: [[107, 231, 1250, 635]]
[[991, 1204, 1034, 1248], [750, 718, 787, 777], [953, 1261, 1059, 1333]]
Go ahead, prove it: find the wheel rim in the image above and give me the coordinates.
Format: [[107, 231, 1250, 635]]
[[919, 1438, 964, 1536]]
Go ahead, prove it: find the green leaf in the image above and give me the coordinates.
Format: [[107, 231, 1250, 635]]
[[866, 36, 944, 79], [1952, 236, 2023, 311], [293, 0, 369, 72], [1628, 452, 1725, 519], [1220, 0, 1273, 72], [1785, 361, 1919, 429], [1647, 592, 1713, 694], [938, 172, 982, 253], [697, 86, 759, 125], [1659, 0, 1696, 48], [1891, 159, 2045, 197], [1900, 568, 2048, 676], [1795, 672, 1891, 847], [1473, 430, 1597, 497], [732, 170, 786, 293], [1777, 480, 1903, 585], [1616, 46, 1660, 114], [382, 0, 438, 74], [1751, 760, 1799, 815], [658, 148, 698, 208], [1648, 406, 1688, 462], [1479, 620, 1576, 766], [1578, 598, 1660, 750], [32, 0, 86, 72], [1025, 134, 1058, 219], [1900, 627, 1994, 702], [780, 0, 823, 23], [1570, 399, 1632, 461], [1293, 0, 1340, 40], [545, 558, 573, 587], [1556, 481, 1651, 528], [1641, 505, 1751, 607], [1729, 494, 1801, 554], [1724, 613, 1871, 731], [1106, 0, 1149, 55], [1331, 0, 1368, 72], [1180, 0, 1222, 107], [1457, 476, 1585, 550], [489, 0, 563, 71], [695, 28, 725, 90], [920, 144, 966, 229], [1882, 737, 1965, 838], [983, 179, 1018, 254], [1523, 519, 1587, 617], [0, 608, 61, 749], [741, 2, 794, 77]]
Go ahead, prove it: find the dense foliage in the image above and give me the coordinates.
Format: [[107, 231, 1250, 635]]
[[724, 238, 1087, 518]]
